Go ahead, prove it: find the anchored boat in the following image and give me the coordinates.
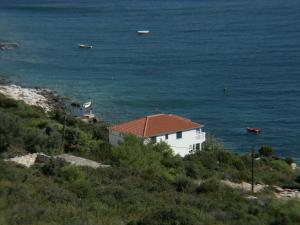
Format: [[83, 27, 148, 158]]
[[246, 127, 261, 134], [137, 30, 150, 35], [78, 44, 93, 49]]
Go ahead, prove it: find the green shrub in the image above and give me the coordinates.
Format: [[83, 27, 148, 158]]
[[13, 102, 44, 118], [111, 136, 181, 181], [64, 127, 80, 152], [61, 165, 86, 183], [89, 123, 109, 141], [0, 95, 18, 108], [202, 134, 225, 152], [41, 159, 66, 177], [0, 112, 22, 152], [184, 161, 203, 179], [295, 175, 300, 184], [1, 94, 300, 225], [134, 207, 207, 225], [284, 157, 295, 165], [271, 201, 300, 225], [173, 176, 193, 192], [60, 165, 89, 198], [259, 145, 275, 157], [196, 178, 221, 194]]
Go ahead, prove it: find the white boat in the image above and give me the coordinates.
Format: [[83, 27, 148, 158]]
[[78, 44, 93, 49], [137, 30, 150, 35], [83, 101, 92, 109]]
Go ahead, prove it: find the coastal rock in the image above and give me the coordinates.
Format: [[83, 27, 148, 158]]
[[71, 102, 81, 107], [79, 113, 100, 124], [291, 163, 297, 171], [0, 84, 54, 112]]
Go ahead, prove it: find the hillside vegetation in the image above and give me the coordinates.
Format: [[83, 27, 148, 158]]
[[0, 93, 300, 225]]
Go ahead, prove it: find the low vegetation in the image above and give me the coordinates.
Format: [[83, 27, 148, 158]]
[[0, 94, 300, 225]]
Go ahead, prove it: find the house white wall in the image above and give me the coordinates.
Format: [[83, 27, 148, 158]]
[[109, 128, 206, 157], [109, 129, 124, 145], [152, 129, 205, 156]]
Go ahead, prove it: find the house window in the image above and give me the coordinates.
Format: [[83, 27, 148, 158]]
[[193, 143, 201, 151], [165, 134, 168, 140], [176, 131, 182, 139], [196, 128, 200, 133], [151, 136, 157, 143]]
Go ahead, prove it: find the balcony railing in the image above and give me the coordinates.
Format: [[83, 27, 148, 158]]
[[195, 132, 206, 140]]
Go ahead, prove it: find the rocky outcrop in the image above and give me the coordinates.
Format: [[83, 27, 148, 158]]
[[221, 180, 300, 201], [79, 113, 100, 124], [55, 154, 110, 169], [5, 153, 48, 168], [221, 179, 268, 193], [0, 84, 55, 112], [291, 163, 297, 171], [273, 186, 300, 200], [5, 153, 110, 169]]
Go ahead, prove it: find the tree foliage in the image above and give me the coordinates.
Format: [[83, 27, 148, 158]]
[[0, 94, 300, 225], [259, 145, 275, 157]]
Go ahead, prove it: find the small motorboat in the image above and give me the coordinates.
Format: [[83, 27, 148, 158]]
[[246, 127, 261, 134], [83, 101, 92, 109], [78, 44, 93, 49], [137, 30, 150, 35]]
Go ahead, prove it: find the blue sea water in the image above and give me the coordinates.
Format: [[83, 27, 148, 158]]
[[0, 0, 300, 160]]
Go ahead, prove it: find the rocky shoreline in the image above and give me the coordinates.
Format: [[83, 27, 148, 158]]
[[0, 74, 101, 123], [0, 83, 65, 112]]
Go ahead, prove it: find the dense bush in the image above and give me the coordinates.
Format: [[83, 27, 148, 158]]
[[259, 145, 275, 157], [0, 94, 18, 108], [196, 178, 221, 194], [173, 176, 194, 192], [111, 136, 184, 181], [0, 112, 22, 152], [270, 201, 300, 225], [133, 207, 206, 225], [202, 134, 225, 152], [285, 157, 295, 165]]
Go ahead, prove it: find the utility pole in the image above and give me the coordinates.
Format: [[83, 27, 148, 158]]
[[251, 147, 255, 194], [60, 104, 68, 153], [61, 112, 67, 152]]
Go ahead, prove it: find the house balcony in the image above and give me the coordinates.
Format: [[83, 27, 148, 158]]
[[195, 132, 206, 140]]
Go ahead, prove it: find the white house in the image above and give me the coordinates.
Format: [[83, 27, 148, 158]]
[[109, 114, 206, 156]]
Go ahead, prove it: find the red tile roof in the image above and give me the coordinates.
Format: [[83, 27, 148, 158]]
[[110, 114, 202, 137]]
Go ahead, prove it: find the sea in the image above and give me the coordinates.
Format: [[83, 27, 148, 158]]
[[0, 0, 300, 161]]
